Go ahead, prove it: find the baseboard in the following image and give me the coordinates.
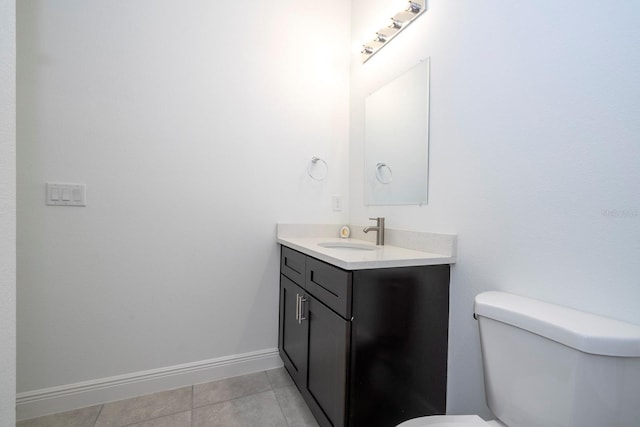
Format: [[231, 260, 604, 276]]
[[16, 348, 282, 421]]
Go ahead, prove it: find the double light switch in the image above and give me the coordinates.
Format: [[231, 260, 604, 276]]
[[46, 183, 86, 206]]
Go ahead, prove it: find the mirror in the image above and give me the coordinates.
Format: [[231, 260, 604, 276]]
[[365, 59, 430, 205]]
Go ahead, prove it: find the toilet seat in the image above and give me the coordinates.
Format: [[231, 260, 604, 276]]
[[396, 415, 490, 427]]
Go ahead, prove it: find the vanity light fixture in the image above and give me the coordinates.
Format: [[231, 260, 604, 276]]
[[361, 0, 427, 63]]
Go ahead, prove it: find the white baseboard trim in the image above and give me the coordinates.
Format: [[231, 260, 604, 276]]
[[16, 348, 282, 421]]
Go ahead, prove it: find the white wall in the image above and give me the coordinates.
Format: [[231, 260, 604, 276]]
[[17, 0, 350, 395], [350, 0, 640, 418], [17, 0, 640, 419], [0, 0, 16, 424]]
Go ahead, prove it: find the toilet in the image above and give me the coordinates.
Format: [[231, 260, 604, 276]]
[[398, 291, 640, 427]]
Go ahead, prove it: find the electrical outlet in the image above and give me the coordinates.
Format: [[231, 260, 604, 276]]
[[332, 195, 343, 212]]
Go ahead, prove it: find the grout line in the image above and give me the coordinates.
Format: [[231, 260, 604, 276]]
[[264, 370, 292, 427], [96, 387, 194, 427], [191, 385, 195, 427], [92, 405, 104, 427], [273, 387, 291, 427], [191, 371, 273, 410], [193, 387, 273, 410], [266, 369, 274, 390]]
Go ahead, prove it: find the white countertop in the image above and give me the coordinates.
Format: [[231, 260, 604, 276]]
[[277, 235, 456, 270]]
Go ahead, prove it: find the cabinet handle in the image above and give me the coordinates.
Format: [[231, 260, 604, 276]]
[[298, 296, 307, 324], [295, 293, 300, 321]]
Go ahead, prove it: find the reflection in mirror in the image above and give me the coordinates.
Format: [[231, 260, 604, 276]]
[[365, 59, 429, 205]]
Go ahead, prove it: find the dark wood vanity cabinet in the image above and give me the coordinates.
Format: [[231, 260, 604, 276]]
[[279, 247, 351, 426], [278, 246, 450, 427]]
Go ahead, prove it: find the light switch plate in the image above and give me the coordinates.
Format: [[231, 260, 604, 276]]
[[46, 183, 86, 206]]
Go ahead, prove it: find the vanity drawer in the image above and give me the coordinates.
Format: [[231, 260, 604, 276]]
[[306, 257, 352, 319], [281, 247, 306, 286]]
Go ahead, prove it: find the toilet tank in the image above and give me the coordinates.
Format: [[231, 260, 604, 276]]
[[474, 291, 640, 427]]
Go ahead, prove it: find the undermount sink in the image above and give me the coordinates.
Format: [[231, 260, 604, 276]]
[[318, 241, 378, 251]]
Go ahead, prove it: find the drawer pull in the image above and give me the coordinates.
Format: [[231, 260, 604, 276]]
[[298, 296, 307, 324], [295, 293, 300, 321]]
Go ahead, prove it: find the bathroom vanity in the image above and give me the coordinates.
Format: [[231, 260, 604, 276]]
[[277, 225, 456, 427]]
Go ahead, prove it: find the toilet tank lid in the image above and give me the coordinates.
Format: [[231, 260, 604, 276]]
[[474, 291, 640, 357]]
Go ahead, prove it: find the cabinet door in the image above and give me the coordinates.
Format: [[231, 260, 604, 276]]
[[304, 295, 350, 427], [279, 275, 308, 386]]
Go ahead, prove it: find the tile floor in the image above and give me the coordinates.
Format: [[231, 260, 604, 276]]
[[17, 368, 319, 427]]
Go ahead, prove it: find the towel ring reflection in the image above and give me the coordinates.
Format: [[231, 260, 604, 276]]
[[307, 157, 328, 181], [375, 162, 393, 184]]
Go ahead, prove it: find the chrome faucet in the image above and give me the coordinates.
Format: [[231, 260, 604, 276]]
[[363, 217, 385, 246]]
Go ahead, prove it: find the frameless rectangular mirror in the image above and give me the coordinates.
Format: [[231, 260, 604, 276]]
[[365, 58, 430, 205]]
